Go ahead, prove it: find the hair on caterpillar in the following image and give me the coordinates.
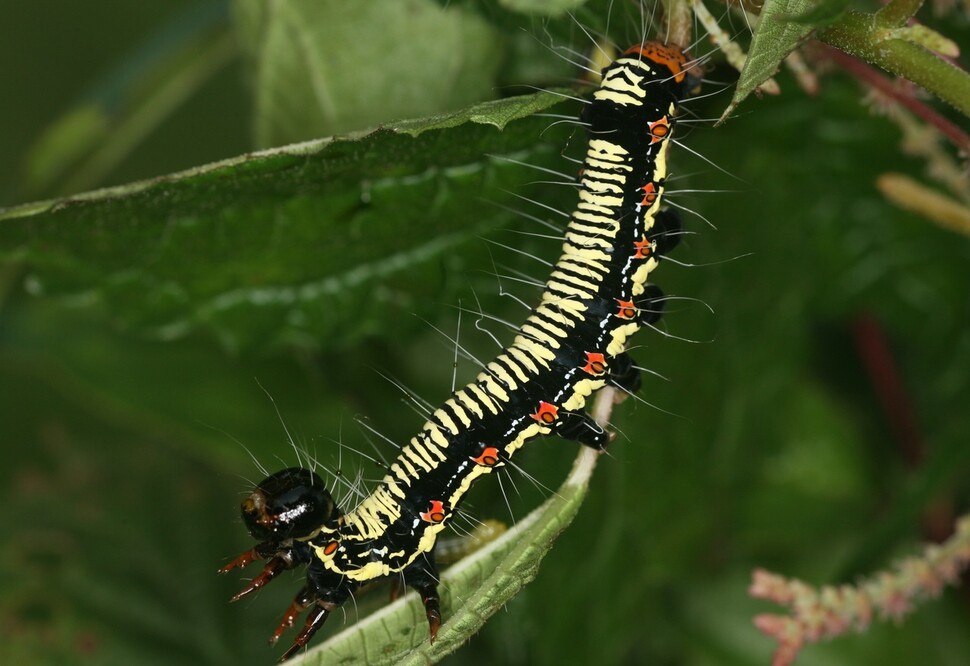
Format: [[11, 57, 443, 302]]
[[220, 3, 732, 662]]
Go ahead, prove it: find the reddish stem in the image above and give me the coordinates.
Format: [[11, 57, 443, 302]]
[[850, 315, 957, 544], [850, 314, 924, 466], [816, 42, 970, 156]]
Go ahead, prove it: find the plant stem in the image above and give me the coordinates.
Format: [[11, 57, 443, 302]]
[[817, 42, 970, 155], [875, 0, 925, 27], [662, 0, 693, 48], [819, 10, 970, 118]]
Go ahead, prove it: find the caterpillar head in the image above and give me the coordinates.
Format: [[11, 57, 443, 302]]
[[240, 467, 340, 542]]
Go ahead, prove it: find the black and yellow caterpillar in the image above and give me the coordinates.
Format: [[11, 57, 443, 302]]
[[222, 41, 697, 661]]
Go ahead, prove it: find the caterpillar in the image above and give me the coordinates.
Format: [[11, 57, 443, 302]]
[[221, 40, 698, 662]]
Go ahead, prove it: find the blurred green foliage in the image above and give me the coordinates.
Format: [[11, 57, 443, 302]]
[[1, 1, 969, 665]]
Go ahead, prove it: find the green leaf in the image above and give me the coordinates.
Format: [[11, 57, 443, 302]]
[[0, 91, 571, 354], [233, 0, 504, 147], [720, 0, 840, 121]]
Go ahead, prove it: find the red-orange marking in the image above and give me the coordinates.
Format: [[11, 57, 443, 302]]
[[531, 401, 559, 424], [583, 352, 607, 375], [634, 236, 654, 259], [323, 541, 338, 556], [616, 300, 637, 320], [421, 501, 446, 523], [472, 447, 501, 466], [640, 182, 658, 207], [647, 116, 670, 144]]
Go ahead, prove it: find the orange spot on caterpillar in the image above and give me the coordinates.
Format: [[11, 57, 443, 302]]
[[640, 182, 658, 207], [583, 352, 607, 375], [472, 447, 501, 466], [531, 401, 559, 424], [624, 42, 688, 83], [648, 116, 670, 144], [616, 300, 637, 320], [634, 236, 654, 259], [421, 501, 446, 523], [323, 541, 338, 556]]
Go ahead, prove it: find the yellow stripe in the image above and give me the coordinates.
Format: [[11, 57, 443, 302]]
[[426, 425, 450, 450], [495, 354, 529, 383], [514, 337, 556, 364], [587, 138, 630, 160], [455, 389, 484, 419], [391, 462, 413, 487], [565, 231, 613, 250], [567, 219, 619, 237], [579, 188, 623, 209], [433, 406, 460, 435], [582, 178, 623, 194], [467, 382, 501, 414], [444, 398, 472, 428], [563, 243, 611, 262], [397, 454, 419, 479], [418, 430, 449, 462], [520, 322, 560, 349], [385, 479, 406, 499], [528, 310, 570, 337], [403, 443, 435, 472]]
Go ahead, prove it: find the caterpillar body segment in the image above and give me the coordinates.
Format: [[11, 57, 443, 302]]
[[223, 41, 696, 661]]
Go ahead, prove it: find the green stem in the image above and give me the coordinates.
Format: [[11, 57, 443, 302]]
[[820, 10, 970, 119], [875, 0, 924, 27]]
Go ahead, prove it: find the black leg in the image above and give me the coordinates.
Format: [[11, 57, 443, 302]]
[[278, 602, 336, 663], [555, 409, 609, 449], [635, 284, 665, 325], [609, 352, 641, 394], [220, 540, 311, 602], [404, 553, 443, 643], [417, 583, 442, 643], [650, 208, 682, 256], [270, 586, 314, 645], [389, 575, 403, 602]]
